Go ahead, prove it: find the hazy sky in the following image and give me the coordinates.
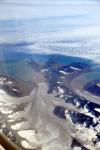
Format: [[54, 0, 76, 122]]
[[0, 0, 100, 61], [0, 0, 100, 20]]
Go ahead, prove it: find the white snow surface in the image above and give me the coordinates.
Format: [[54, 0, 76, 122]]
[[94, 108, 100, 113], [59, 71, 67, 75]]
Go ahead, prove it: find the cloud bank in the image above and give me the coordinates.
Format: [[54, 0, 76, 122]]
[[0, 0, 100, 62]]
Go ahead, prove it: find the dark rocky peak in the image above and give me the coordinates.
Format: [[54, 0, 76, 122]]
[[69, 62, 90, 71], [84, 80, 100, 97]]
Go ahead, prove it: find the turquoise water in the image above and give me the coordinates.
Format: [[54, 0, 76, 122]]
[[0, 45, 99, 83], [0, 49, 96, 82]]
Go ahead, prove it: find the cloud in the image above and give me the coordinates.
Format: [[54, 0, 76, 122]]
[[0, 0, 99, 20], [0, 0, 100, 63]]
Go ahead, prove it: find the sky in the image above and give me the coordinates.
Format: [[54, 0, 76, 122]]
[[0, 0, 100, 62]]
